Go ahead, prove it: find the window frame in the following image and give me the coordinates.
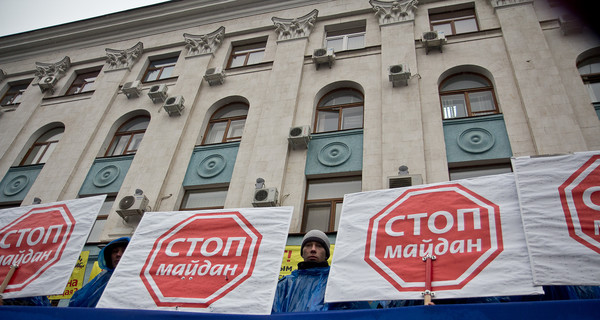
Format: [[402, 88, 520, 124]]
[[104, 116, 150, 157], [226, 41, 266, 69], [201, 103, 249, 145], [429, 7, 478, 36], [301, 176, 362, 233], [180, 187, 229, 211], [85, 195, 115, 243], [65, 69, 100, 95], [20, 127, 64, 166], [439, 72, 499, 120], [142, 56, 178, 83], [325, 26, 366, 52], [0, 82, 29, 106], [314, 88, 364, 133], [577, 56, 600, 103]]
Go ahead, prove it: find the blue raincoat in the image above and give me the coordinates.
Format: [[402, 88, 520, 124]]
[[272, 265, 370, 313], [68, 237, 129, 308]]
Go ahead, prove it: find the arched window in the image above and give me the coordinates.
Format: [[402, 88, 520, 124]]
[[202, 103, 248, 145], [439, 73, 498, 119], [315, 88, 363, 133], [105, 116, 150, 156], [20, 127, 64, 166], [578, 56, 600, 103]]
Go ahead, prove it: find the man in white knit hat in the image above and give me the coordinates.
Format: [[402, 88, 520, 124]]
[[271, 230, 369, 313]]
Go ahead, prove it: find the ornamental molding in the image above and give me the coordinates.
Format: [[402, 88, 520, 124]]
[[105, 42, 144, 71], [272, 9, 318, 42], [34, 56, 71, 79], [370, 0, 418, 26], [488, 0, 533, 8], [184, 26, 225, 57]]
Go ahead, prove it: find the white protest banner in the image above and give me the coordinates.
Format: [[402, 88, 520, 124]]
[[326, 174, 542, 302], [0, 195, 105, 298], [512, 151, 600, 285], [97, 207, 293, 314]]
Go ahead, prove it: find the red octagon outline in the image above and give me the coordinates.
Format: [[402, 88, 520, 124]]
[[558, 154, 600, 254], [364, 184, 503, 291], [140, 211, 262, 308], [0, 204, 75, 293]]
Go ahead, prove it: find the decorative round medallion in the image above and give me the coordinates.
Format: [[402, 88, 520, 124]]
[[197, 154, 226, 178], [457, 128, 495, 154], [318, 142, 351, 167], [3, 175, 29, 196], [93, 165, 121, 187]]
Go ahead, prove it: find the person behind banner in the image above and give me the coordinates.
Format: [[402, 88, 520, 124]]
[[272, 230, 370, 312], [68, 237, 129, 308]]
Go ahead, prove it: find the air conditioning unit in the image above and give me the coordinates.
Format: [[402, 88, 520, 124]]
[[39, 75, 58, 91], [148, 84, 168, 103], [122, 80, 142, 98], [422, 30, 447, 54], [116, 193, 149, 220], [288, 125, 311, 149], [559, 14, 582, 35], [163, 95, 185, 116], [252, 187, 278, 207], [312, 48, 335, 69], [389, 64, 411, 87], [204, 67, 225, 86], [388, 174, 423, 189]]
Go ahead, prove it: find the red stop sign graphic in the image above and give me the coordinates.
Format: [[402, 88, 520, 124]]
[[559, 155, 600, 254], [141, 211, 262, 308], [0, 205, 75, 293], [365, 184, 503, 291]]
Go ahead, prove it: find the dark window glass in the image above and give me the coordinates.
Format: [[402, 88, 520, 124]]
[[105, 117, 150, 156], [315, 89, 364, 133], [21, 127, 64, 165], [439, 73, 498, 119]]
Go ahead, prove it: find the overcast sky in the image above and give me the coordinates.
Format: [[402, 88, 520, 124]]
[[0, 0, 169, 37]]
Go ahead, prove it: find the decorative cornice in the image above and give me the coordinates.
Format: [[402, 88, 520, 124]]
[[272, 9, 318, 42], [370, 0, 418, 26], [183, 26, 225, 57], [105, 42, 143, 71], [34, 56, 71, 79], [488, 0, 533, 8]]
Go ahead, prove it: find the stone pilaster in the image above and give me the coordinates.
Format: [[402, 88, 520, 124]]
[[493, 1, 588, 153]]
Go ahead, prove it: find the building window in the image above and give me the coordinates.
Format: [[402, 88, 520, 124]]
[[227, 41, 266, 68], [105, 116, 150, 156], [439, 73, 498, 119], [181, 188, 228, 210], [202, 103, 248, 145], [302, 176, 362, 232], [430, 7, 478, 35], [315, 88, 363, 133], [449, 162, 512, 180], [66, 70, 100, 95], [325, 26, 365, 52], [86, 196, 114, 243], [578, 56, 600, 103], [142, 57, 178, 82], [1, 82, 29, 106], [20, 127, 64, 166]]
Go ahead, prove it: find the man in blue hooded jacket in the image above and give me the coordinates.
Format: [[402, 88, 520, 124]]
[[68, 237, 129, 307], [272, 230, 369, 312]]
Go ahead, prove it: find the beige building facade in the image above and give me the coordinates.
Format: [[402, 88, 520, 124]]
[[0, 0, 599, 258]]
